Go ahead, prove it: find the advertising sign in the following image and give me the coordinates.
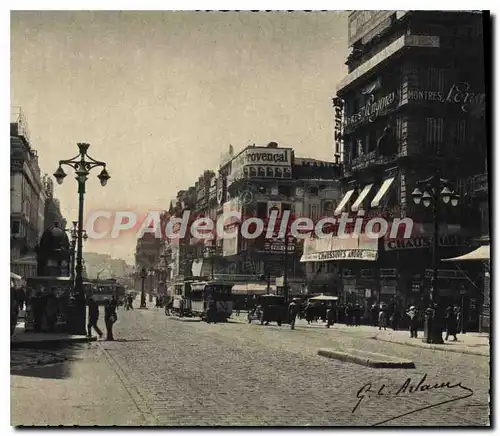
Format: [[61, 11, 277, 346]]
[[407, 82, 485, 113], [384, 234, 470, 251], [229, 147, 292, 185], [261, 236, 296, 253], [301, 234, 378, 262], [221, 199, 241, 257], [344, 92, 397, 130]]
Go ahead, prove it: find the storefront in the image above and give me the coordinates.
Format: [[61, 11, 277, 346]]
[[300, 234, 378, 305]]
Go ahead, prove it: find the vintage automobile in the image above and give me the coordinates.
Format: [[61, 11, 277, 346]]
[[248, 294, 288, 326]]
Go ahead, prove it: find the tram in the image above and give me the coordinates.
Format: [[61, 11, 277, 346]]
[[167, 280, 234, 322], [87, 279, 126, 305]]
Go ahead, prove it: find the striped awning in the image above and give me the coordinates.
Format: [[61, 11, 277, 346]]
[[334, 189, 355, 216], [371, 177, 395, 208], [351, 184, 373, 212]]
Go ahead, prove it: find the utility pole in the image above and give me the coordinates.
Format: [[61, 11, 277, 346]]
[[283, 233, 289, 303]]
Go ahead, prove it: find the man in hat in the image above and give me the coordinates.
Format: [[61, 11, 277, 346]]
[[407, 305, 419, 338]]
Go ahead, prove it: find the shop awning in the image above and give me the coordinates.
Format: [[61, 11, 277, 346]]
[[11, 272, 22, 280], [334, 189, 355, 216], [442, 244, 490, 262], [351, 184, 373, 212], [371, 177, 396, 208], [231, 283, 276, 295]]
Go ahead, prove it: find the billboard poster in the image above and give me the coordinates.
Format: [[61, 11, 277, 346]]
[[229, 147, 292, 185], [221, 199, 241, 257], [301, 234, 378, 262]]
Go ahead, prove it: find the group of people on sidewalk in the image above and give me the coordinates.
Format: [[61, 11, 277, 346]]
[[87, 296, 118, 341]]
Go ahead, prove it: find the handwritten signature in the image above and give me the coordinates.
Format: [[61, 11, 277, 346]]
[[352, 373, 474, 425]]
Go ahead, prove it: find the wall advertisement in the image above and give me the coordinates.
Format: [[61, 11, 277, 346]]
[[221, 199, 241, 257], [407, 82, 485, 113], [300, 234, 378, 262], [344, 91, 397, 130], [229, 147, 292, 185], [384, 234, 470, 251]]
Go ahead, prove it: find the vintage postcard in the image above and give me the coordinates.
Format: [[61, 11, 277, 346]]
[[10, 10, 490, 427]]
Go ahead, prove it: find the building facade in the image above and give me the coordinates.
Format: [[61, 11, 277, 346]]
[[163, 142, 342, 298], [42, 174, 67, 232], [11, 107, 47, 278], [327, 11, 487, 327]]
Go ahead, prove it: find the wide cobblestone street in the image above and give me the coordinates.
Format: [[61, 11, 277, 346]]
[[96, 306, 490, 426]]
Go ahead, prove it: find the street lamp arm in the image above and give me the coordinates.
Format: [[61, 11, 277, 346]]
[[59, 158, 106, 172]]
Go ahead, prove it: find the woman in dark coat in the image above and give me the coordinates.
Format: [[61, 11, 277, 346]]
[[104, 299, 118, 341], [445, 306, 458, 341]]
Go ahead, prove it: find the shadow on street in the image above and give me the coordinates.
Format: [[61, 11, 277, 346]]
[[10, 343, 87, 380]]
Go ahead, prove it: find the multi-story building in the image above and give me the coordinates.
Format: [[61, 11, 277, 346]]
[[216, 142, 342, 296], [134, 231, 163, 293], [11, 107, 46, 278], [162, 143, 342, 299], [326, 11, 487, 327]]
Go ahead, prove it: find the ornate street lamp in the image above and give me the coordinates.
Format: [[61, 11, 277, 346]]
[[411, 177, 460, 344], [66, 221, 88, 285], [54, 142, 109, 334]]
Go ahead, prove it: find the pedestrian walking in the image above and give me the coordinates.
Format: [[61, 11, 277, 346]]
[[104, 298, 118, 341], [345, 303, 353, 326], [87, 297, 103, 338], [370, 304, 378, 327], [445, 305, 458, 341], [288, 299, 299, 330], [407, 305, 418, 338], [179, 296, 185, 317], [326, 303, 335, 328], [354, 304, 361, 326], [127, 294, 134, 310], [378, 306, 387, 330]]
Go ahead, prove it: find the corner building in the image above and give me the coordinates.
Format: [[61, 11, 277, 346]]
[[333, 11, 487, 329]]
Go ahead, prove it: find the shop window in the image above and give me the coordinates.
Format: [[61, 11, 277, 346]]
[[282, 203, 292, 211], [425, 118, 444, 151]]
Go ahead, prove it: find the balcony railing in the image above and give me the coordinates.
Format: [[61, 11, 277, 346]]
[[345, 151, 399, 173]]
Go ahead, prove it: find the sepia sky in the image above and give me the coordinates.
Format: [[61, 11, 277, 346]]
[[11, 11, 348, 263]]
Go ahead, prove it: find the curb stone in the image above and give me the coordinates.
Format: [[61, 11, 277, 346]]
[[372, 336, 489, 357], [97, 342, 158, 426], [318, 348, 415, 368], [167, 316, 202, 322], [11, 335, 97, 349]]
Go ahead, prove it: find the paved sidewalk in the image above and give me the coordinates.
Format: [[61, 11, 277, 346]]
[[11, 321, 96, 348], [232, 315, 490, 356], [11, 343, 153, 426]]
